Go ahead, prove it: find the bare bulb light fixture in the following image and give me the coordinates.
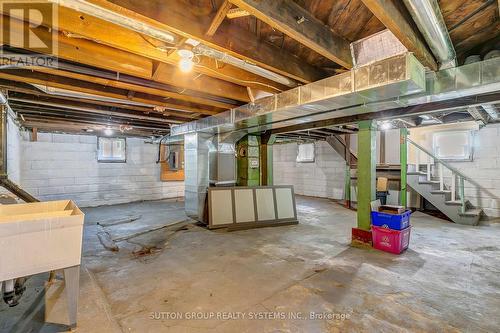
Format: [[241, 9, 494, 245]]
[[177, 44, 195, 73], [104, 127, 114, 136], [379, 121, 392, 131]]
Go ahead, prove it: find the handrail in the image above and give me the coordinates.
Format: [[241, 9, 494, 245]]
[[406, 138, 470, 181]]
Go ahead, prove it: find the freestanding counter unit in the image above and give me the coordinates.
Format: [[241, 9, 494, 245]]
[[0, 200, 84, 328]]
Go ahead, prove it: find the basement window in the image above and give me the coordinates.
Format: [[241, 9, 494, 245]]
[[432, 130, 474, 161], [98, 137, 127, 163], [296, 143, 315, 163]]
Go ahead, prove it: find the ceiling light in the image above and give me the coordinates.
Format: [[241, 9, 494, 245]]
[[177, 44, 194, 60], [104, 127, 113, 136], [177, 44, 195, 73], [85, 129, 94, 133], [179, 58, 194, 73], [379, 121, 392, 131]]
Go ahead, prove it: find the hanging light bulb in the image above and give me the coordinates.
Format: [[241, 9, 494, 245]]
[[177, 44, 194, 73], [104, 126, 114, 136], [379, 121, 392, 131], [179, 57, 194, 73]]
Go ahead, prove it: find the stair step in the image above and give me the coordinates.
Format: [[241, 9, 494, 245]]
[[430, 190, 451, 195], [419, 180, 440, 185], [445, 200, 462, 206], [459, 209, 482, 217]]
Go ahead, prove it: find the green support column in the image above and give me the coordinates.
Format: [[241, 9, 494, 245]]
[[237, 135, 260, 186], [357, 120, 377, 231], [400, 127, 408, 208], [260, 133, 276, 185]]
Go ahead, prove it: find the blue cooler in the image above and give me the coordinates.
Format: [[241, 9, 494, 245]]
[[371, 210, 411, 230]]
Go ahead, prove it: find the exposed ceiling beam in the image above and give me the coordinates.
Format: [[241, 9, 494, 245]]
[[93, 0, 327, 83], [16, 108, 169, 129], [34, 67, 236, 109], [228, 0, 353, 68], [9, 99, 178, 124], [1, 7, 287, 95], [0, 15, 251, 102], [22, 114, 167, 131], [226, 8, 250, 19], [4, 88, 163, 114], [361, 0, 438, 70], [206, 1, 232, 37], [21, 119, 167, 136], [0, 70, 216, 117]]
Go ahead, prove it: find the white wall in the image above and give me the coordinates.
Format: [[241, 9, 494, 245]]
[[273, 141, 346, 199], [409, 122, 500, 218], [17, 132, 184, 207]]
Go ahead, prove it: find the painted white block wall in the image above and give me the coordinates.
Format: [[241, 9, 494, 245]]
[[407, 122, 500, 218], [447, 124, 500, 218], [273, 141, 346, 200], [19, 132, 184, 207]]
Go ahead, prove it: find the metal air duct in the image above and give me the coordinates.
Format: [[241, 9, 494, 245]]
[[402, 0, 456, 69], [194, 44, 297, 87], [176, 55, 500, 223]]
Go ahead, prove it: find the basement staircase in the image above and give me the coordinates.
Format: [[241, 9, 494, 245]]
[[407, 138, 482, 226], [326, 134, 482, 226]]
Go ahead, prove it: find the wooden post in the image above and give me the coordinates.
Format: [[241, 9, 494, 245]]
[[31, 128, 38, 142]]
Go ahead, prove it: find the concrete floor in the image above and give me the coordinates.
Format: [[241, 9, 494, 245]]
[[1, 196, 500, 332]]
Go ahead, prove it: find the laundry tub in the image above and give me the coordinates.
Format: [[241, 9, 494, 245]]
[[0, 200, 84, 281]]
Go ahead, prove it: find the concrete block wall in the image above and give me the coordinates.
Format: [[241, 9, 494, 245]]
[[19, 132, 184, 207], [273, 141, 346, 199], [447, 123, 500, 218]]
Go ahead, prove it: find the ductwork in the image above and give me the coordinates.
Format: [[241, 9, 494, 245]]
[[172, 55, 499, 139], [172, 53, 426, 136], [184, 131, 243, 222], [481, 104, 499, 120], [194, 44, 297, 88], [177, 54, 500, 223], [0, 92, 7, 105], [402, 0, 456, 69]]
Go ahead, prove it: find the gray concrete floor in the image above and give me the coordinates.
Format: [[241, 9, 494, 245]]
[[1, 196, 500, 332]]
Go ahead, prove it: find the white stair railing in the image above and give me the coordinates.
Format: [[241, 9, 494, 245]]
[[407, 138, 468, 214]]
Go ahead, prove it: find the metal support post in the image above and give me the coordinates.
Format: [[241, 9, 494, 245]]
[[356, 120, 377, 231], [400, 127, 408, 207]]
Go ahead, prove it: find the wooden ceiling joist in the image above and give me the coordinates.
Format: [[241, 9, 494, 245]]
[[16, 109, 168, 129], [93, 0, 327, 83], [33, 67, 236, 110], [0, 70, 217, 118], [0, 15, 252, 102], [1, 6, 288, 95], [4, 88, 163, 115], [21, 118, 168, 135], [361, 0, 438, 71], [228, 0, 353, 69], [206, 1, 232, 37], [226, 8, 250, 19], [9, 100, 176, 124]]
